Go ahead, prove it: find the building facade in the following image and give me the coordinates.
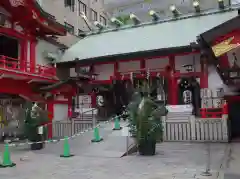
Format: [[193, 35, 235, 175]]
[[58, 3, 240, 140], [38, 0, 108, 47], [0, 0, 78, 139], [105, 0, 231, 22]]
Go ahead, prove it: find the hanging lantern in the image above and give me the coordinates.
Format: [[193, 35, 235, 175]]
[[96, 95, 104, 107], [193, 1, 200, 13], [169, 5, 180, 17], [130, 72, 133, 83], [94, 21, 106, 30], [146, 68, 150, 80]]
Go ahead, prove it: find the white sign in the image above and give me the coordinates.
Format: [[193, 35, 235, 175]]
[[38, 126, 43, 135]]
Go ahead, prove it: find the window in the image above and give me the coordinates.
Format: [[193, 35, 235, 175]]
[[64, 0, 75, 12], [91, 9, 97, 21], [78, 1, 86, 15], [64, 22, 74, 34], [100, 15, 106, 25]]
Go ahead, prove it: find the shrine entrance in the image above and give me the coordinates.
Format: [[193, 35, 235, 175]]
[[178, 77, 201, 115], [112, 74, 168, 115]]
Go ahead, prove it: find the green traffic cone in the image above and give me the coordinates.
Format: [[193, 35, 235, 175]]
[[113, 116, 122, 130], [91, 127, 103, 142], [60, 137, 74, 158], [0, 144, 16, 168]]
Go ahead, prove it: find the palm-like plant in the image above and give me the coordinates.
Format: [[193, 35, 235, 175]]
[[23, 102, 48, 150], [127, 81, 167, 155]]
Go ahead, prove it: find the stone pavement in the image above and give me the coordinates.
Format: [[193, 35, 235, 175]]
[[223, 143, 240, 179], [0, 141, 228, 179]]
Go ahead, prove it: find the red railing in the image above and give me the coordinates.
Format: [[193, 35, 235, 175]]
[[0, 55, 56, 77], [200, 102, 228, 118]]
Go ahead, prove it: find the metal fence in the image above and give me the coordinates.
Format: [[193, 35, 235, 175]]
[[163, 117, 229, 142], [194, 118, 227, 141], [52, 120, 93, 138], [164, 120, 191, 141], [52, 108, 97, 138]]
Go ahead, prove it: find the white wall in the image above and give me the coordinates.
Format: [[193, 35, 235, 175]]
[[40, 0, 107, 35], [118, 61, 140, 73], [208, 66, 224, 89], [94, 63, 114, 80], [53, 104, 68, 121], [145, 57, 169, 70], [69, 68, 77, 77], [35, 40, 61, 66]]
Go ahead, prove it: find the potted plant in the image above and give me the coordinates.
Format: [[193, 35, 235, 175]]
[[127, 83, 167, 155], [23, 102, 48, 150]]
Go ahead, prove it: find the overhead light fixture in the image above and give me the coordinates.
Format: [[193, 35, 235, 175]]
[[80, 12, 87, 19], [110, 17, 124, 27], [94, 21, 106, 30], [170, 5, 180, 17], [193, 1, 200, 13], [149, 10, 160, 21], [218, 0, 224, 9], [130, 13, 141, 25], [79, 12, 92, 31]]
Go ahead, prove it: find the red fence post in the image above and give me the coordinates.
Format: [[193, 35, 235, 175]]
[[222, 100, 228, 115], [200, 108, 207, 118]]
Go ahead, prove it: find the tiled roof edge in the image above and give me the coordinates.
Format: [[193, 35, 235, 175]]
[[85, 5, 240, 37]]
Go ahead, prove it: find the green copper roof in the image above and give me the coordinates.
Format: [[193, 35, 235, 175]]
[[61, 8, 239, 63]]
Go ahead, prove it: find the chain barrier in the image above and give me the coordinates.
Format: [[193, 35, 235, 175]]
[[6, 114, 124, 147]]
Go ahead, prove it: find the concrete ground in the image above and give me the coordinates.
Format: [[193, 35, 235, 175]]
[[0, 142, 228, 179], [0, 122, 229, 179], [223, 143, 240, 179]]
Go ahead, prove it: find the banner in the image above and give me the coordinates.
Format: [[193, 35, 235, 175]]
[[212, 36, 240, 57]]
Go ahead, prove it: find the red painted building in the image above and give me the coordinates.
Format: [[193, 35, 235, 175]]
[[0, 0, 75, 138]]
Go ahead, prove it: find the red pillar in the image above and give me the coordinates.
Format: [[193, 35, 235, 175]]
[[91, 91, 97, 108], [67, 95, 73, 117], [114, 62, 119, 80], [20, 40, 28, 72], [30, 40, 37, 73], [47, 101, 54, 139], [169, 71, 178, 105], [200, 55, 208, 88], [140, 59, 145, 70], [168, 55, 177, 105]]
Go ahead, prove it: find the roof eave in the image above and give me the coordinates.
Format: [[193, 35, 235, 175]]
[[33, 1, 67, 36], [200, 12, 240, 45], [57, 45, 196, 67]]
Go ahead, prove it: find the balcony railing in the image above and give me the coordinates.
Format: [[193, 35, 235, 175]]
[[0, 55, 56, 78]]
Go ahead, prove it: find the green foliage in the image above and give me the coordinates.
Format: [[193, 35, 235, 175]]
[[127, 85, 167, 143], [116, 15, 131, 25], [23, 102, 49, 142]]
